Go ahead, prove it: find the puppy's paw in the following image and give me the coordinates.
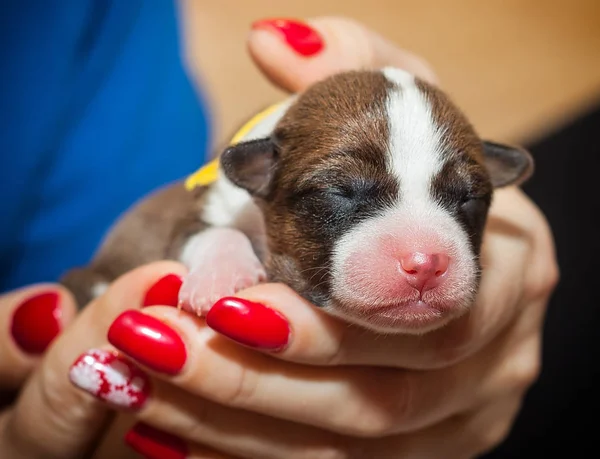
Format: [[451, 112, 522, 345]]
[[178, 261, 266, 316], [177, 227, 266, 316]]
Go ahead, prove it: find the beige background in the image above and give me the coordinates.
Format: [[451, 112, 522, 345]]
[[181, 0, 600, 147]]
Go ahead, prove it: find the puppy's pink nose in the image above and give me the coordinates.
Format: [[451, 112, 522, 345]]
[[399, 252, 450, 292]]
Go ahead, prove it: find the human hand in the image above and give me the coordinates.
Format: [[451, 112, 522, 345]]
[[69, 17, 558, 459], [0, 263, 218, 459]]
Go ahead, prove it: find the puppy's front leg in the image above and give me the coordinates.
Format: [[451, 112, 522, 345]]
[[178, 227, 267, 316]]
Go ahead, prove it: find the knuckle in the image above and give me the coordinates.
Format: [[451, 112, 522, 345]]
[[475, 419, 514, 453], [216, 365, 258, 409], [344, 410, 397, 438], [510, 345, 542, 392], [469, 398, 523, 456], [39, 363, 102, 434], [523, 224, 560, 303], [489, 339, 541, 399], [321, 325, 347, 366], [526, 258, 560, 303], [544, 255, 561, 291], [39, 369, 69, 417]]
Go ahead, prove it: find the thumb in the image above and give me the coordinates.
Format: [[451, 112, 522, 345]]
[[248, 16, 438, 94], [0, 284, 76, 390]]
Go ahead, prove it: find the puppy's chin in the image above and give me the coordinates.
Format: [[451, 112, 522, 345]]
[[286, 276, 474, 335], [321, 293, 474, 335]]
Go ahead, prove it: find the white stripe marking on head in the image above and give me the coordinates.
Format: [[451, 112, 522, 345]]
[[382, 67, 445, 207]]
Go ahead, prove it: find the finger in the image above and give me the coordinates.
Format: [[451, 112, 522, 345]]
[[91, 414, 240, 459], [491, 188, 559, 306], [92, 413, 246, 459], [248, 16, 438, 94], [201, 188, 552, 371], [0, 284, 76, 390], [0, 261, 186, 459], [89, 379, 523, 459], [98, 296, 539, 438], [130, 385, 354, 459], [124, 422, 238, 459]]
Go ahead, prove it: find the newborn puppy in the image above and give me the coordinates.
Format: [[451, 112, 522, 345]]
[[61, 67, 533, 334]]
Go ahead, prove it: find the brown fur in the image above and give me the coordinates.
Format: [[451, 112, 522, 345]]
[[61, 69, 532, 313], [61, 183, 208, 307], [253, 71, 399, 304]]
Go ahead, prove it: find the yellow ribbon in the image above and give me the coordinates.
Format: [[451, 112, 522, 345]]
[[184, 102, 282, 191]]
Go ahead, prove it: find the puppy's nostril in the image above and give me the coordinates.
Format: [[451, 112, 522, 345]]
[[399, 252, 450, 292], [431, 254, 450, 277]]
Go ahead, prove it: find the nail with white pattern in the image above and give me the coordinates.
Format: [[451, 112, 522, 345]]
[[69, 349, 150, 410]]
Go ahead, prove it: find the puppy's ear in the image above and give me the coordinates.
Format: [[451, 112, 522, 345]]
[[220, 137, 278, 198], [482, 141, 534, 187]]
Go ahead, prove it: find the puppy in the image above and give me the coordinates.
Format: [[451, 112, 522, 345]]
[[61, 67, 533, 334]]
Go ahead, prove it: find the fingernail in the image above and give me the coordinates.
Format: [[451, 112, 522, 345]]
[[69, 349, 150, 410], [251, 18, 324, 57], [125, 422, 188, 459], [108, 310, 187, 375], [206, 297, 290, 351], [142, 274, 183, 307], [11, 291, 61, 354]]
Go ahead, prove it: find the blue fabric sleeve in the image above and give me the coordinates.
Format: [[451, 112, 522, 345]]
[[0, 1, 212, 292]]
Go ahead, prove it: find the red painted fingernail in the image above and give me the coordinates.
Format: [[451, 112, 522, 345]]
[[69, 349, 150, 410], [251, 18, 324, 57], [125, 422, 188, 459], [206, 297, 290, 351], [142, 274, 183, 307], [108, 310, 187, 375], [11, 291, 61, 354]]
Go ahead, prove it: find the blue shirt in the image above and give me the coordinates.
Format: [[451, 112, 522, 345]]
[[0, 1, 212, 292]]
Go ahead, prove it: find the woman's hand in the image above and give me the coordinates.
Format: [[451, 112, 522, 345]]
[[0, 263, 213, 459], [83, 194, 555, 459], [62, 17, 559, 459]]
